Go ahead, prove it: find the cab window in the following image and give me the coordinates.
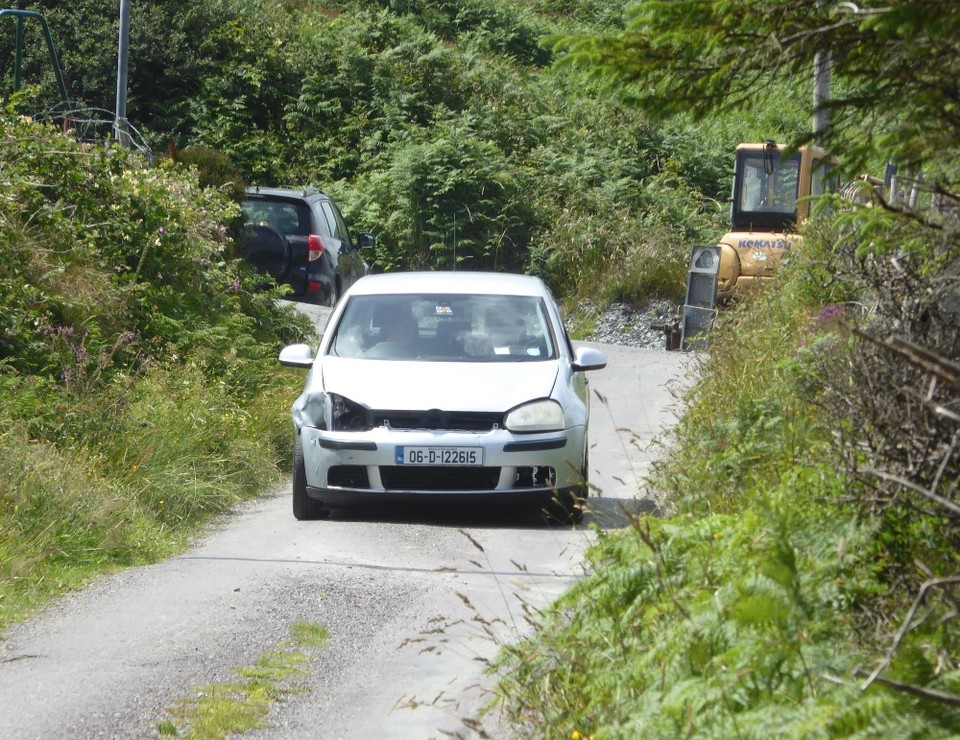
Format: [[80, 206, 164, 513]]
[[738, 152, 800, 214]]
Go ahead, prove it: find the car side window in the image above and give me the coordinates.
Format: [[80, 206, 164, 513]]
[[321, 201, 350, 246], [311, 203, 333, 238]]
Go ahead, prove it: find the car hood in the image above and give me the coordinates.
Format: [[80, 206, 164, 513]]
[[317, 357, 560, 411]]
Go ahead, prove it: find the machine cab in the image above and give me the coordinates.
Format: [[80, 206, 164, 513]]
[[714, 141, 838, 300], [731, 141, 837, 233]]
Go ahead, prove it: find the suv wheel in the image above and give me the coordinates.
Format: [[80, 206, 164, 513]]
[[327, 279, 340, 308]]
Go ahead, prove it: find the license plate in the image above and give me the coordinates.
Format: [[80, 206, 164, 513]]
[[395, 446, 483, 466]]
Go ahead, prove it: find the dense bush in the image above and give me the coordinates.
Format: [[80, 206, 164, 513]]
[[3, 0, 734, 302], [0, 108, 296, 383], [374, 0, 553, 65], [174, 145, 247, 203], [0, 0, 246, 139], [797, 199, 960, 599], [0, 110, 311, 628], [500, 260, 960, 735], [497, 2, 960, 733]]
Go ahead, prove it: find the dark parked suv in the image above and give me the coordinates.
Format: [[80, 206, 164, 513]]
[[239, 187, 375, 306]]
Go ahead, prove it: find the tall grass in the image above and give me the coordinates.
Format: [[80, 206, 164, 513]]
[[496, 274, 960, 736], [0, 110, 312, 632], [656, 281, 833, 517], [0, 360, 302, 631]]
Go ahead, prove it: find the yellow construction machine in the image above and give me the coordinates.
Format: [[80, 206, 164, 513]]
[[716, 140, 837, 299], [668, 141, 838, 349]]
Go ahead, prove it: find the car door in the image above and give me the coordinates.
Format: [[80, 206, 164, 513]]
[[320, 199, 365, 290]]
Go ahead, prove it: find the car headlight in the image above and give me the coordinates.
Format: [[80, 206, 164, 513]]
[[330, 393, 372, 431], [504, 399, 564, 433], [294, 392, 371, 431]]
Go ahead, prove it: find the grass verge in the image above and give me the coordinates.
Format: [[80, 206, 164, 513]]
[[0, 363, 303, 633], [157, 622, 330, 738], [496, 276, 960, 736]]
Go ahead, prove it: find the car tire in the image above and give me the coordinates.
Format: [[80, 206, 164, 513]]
[[327, 279, 340, 308], [542, 453, 588, 526], [292, 434, 329, 521]]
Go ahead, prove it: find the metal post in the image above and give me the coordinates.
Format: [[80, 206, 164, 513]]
[[813, 1, 832, 137], [115, 0, 132, 148], [14, 15, 24, 91], [1, 9, 71, 108], [813, 49, 832, 136], [908, 173, 921, 210]]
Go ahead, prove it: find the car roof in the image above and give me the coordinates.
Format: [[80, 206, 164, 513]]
[[244, 186, 327, 202], [348, 271, 550, 298]]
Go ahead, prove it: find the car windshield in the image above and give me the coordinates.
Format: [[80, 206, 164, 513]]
[[330, 293, 557, 362]]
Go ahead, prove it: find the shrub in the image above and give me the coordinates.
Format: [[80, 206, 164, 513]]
[[175, 145, 247, 203], [0, 111, 312, 630]]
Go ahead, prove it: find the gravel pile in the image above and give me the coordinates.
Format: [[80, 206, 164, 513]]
[[585, 299, 680, 351]]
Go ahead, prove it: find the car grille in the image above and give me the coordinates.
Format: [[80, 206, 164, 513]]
[[375, 410, 502, 432], [379, 466, 501, 491]]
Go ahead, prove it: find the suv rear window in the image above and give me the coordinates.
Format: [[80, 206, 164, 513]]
[[243, 200, 311, 237]]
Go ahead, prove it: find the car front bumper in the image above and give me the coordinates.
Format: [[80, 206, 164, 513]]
[[299, 423, 587, 503]]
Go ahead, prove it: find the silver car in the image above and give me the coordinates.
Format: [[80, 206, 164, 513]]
[[278, 272, 607, 523]]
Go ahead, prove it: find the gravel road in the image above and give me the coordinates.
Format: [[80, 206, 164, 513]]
[[0, 299, 694, 740]]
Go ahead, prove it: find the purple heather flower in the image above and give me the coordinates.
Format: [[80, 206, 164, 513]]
[[817, 305, 847, 326]]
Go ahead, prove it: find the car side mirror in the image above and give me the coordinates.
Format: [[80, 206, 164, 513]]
[[572, 346, 607, 372], [279, 343, 315, 369], [357, 233, 376, 249]]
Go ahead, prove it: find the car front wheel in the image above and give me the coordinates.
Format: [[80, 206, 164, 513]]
[[293, 434, 329, 520]]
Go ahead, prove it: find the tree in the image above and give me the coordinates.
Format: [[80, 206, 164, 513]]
[[552, 0, 960, 189], [0, 0, 241, 141], [553, 0, 960, 713]]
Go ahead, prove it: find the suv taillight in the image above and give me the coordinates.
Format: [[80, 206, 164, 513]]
[[307, 235, 325, 262]]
